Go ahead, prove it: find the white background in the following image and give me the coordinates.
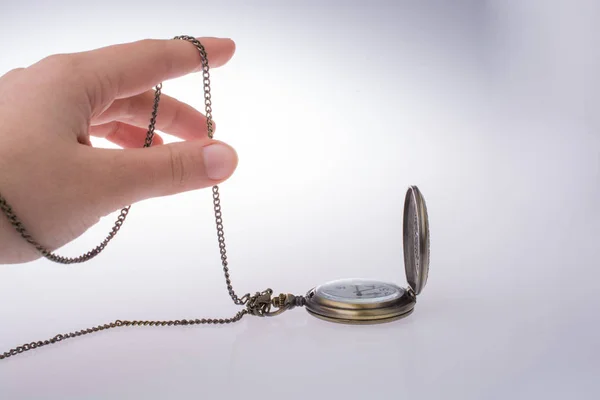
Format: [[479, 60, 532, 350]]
[[1, 1, 599, 399]]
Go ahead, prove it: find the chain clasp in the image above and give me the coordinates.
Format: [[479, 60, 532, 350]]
[[245, 289, 304, 317], [246, 289, 274, 316]]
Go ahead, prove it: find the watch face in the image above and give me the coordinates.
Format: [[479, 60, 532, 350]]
[[315, 279, 404, 305]]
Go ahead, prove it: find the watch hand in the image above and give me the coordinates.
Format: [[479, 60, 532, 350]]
[[354, 285, 363, 296]]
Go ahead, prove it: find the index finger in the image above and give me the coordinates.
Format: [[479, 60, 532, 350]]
[[70, 36, 235, 111]]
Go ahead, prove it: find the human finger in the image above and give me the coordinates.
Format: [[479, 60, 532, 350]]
[[89, 139, 238, 211], [35, 36, 235, 113], [92, 90, 213, 141], [89, 121, 164, 148]]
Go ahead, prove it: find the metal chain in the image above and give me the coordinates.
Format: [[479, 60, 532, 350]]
[[0, 36, 306, 361], [0, 35, 248, 305], [0, 36, 274, 360], [172, 35, 250, 306], [0, 311, 248, 360], [1, 287, 306, 360], [0, 75, 162, 264], [1, 36, 305, 361]]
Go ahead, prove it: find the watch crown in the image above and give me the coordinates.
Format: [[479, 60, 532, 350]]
[[272, 293, 287, 308]]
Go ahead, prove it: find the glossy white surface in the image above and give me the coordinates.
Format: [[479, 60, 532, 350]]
[[1, 1, 599, 399]]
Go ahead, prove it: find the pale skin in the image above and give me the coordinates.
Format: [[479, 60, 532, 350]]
[[0, 37, 239, 264]]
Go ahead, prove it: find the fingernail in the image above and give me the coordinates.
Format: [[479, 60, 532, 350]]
[[202, 143, 238, 180]]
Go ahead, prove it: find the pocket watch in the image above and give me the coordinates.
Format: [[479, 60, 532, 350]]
[[0, 36, 430, 360], [302, 185, 429, 324]]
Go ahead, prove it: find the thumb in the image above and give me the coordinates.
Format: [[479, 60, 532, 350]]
[[92, 140, 238, 209]]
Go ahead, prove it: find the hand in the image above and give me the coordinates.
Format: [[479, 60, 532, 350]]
[[0, 36, 238, 264]]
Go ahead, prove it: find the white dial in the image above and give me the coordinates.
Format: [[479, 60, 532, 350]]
[[315, 279, 404, 304]]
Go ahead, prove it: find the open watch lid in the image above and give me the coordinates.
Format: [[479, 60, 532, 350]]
[[403, 186, 430, 296]]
